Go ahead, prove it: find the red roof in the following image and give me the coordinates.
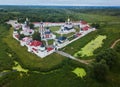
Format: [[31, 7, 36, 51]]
[[47, 47, 53, 52], [80, 21, 87, 25], [29, 40, 42, 47], [82, 26, 90, 31]]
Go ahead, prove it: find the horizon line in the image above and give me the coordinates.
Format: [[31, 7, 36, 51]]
[[0, 4, 120, 7]]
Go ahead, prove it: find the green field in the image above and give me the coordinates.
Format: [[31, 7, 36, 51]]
[[50, 26, 60, 32], [74, 13, 120, 23], [74, 35, 106, 57], [12, 61, 28, 73], [72, 67, 86, 78]]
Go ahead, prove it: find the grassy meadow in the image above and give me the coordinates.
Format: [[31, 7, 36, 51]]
[[74, 35, 106, 57]]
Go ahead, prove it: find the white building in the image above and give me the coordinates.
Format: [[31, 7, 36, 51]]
[[13, 31, 19, 41], [56, 18, 76, 34], [20, 18, 34, 36]]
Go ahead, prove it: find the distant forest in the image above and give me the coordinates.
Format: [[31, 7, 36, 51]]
[[0, 6, 120, 23]]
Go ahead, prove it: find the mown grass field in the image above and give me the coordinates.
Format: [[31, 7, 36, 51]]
[[72, 67, 86, 78], [74, 35, 106, 57], [3, 28, 67, 71]]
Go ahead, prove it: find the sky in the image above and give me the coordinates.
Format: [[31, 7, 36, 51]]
[[0, 0, 120, 6]]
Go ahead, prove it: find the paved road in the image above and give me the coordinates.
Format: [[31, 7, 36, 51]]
[[56, 51, 92, 65]]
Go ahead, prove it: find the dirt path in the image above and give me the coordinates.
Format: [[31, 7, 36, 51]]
[[110, 39, 120, 49]]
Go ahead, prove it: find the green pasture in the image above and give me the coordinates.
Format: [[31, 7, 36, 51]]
[[74, 35, 106, 57]]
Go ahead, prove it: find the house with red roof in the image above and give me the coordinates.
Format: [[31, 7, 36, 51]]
[[81, 26, 90, 31], [27, 40, 55, 58], [80, 20, 89, 29], [28, 40, 45, 53], [79, 20, 91, 33], [29, 40, 42, 47]]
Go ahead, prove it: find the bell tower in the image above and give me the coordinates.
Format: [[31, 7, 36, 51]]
[[40, 22, 45, 40]]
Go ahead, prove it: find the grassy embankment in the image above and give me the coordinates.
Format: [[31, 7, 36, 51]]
[[0, 25, 14, 72]]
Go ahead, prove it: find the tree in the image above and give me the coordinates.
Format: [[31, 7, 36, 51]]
[[32, 32, 41, 41], [96, 49, 118, 69], [29, 23, 34, 29], [93, 60, 109, 81], [19, 34, 25, 40], [91, 23, 100, 29], [18, 18, 25, 23], [115, 43, 120, 53]]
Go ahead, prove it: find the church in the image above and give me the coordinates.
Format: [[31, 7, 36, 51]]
[[56, 18, 76, 34]]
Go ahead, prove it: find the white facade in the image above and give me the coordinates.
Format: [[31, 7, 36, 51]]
[[13, 31, 19, 41]]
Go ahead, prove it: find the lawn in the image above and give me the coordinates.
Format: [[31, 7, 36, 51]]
[[47, 39, 54, 45], [12, 61, 28, 73], [72, 67, 86, 78], [50, 26, 60, 32], [3, 28, 67, 71], [74, 35, 106, 57]]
